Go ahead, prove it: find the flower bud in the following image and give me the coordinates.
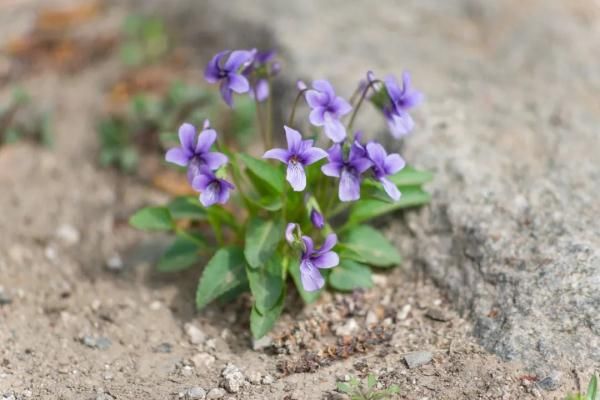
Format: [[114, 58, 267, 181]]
[[310, 209, 324, 230]]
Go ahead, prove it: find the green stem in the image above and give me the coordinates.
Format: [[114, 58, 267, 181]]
[[287, 88, 308, 127], [266, 73, 274, 149], [346, 79, 382, 133], [254, 98, 267, 149]]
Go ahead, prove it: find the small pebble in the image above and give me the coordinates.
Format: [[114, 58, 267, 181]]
[[425, 308, 450, 322], [252, 335, 272, 351], [537, 370, 562, 391], [365, 310, 379, 326], [0, 288, 12, 306], [55, 224, 80, 245], [404, 351, 433, 369], [396, 304, 411, 320], [246, 371, 262, 385], [335, 318, 359, 336], [261, 374, 275, 385], [191, 353, 215, 367], [184, 323, 206, 345], [181, 365, 194, 377], [206, 388, 226, 399], [221, 364, 245, 393], [153, 342, 172, 353], [81, 335, 112, 350], [186, 386, 206, 399], [105, 254, 124, 271]]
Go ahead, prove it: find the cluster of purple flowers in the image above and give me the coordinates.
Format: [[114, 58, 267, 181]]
[[165, 121, 234, 207], [165, 48, 423, 292], [204, 49, 279, 107]]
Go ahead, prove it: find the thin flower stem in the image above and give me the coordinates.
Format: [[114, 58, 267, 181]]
[[287, 88, 309, 127], [346, 79, 382, 133], [266, 74, 274, 149], [254, 98, 267, 150]]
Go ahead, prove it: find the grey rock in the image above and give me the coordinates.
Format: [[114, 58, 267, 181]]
[[185, 386, 206, 399], [208, 0, 600, 373], [246, 370, 262, 385], [404, 351, 433, 369], [334, 318, 359, 336], [206, 388, 226, 400], [105, 254, 124, 271], [191, 352, 215, 367], [221, 363, 245, 393]]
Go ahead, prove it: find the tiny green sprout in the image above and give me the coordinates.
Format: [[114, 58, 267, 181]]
[[336, 374, 400, 400], [0, 87, 53, 147], [120, 14, 169, 67], [565, 374, 598, 400]]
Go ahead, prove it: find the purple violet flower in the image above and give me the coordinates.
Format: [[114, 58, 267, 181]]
[[305, 80, 352, 143], [366, 142, 406, 201], [382, 72, 423, 138], [263, 126, 328, 191], [191, 171, 234, 207], [321, 142, 372, 202], [204, 50, 254, 107], [300, 233, 339, 292], [165, 122, 228, 183], [310, 209, 324, 230]]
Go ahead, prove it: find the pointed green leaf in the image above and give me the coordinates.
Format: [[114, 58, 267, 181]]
[[157, 233, 204, 272], [288, 256, 321, 304], [336, 382, 352, 394], [390, 166, 434, 186], [196, 246, 247, 310], [167, 196, 207, 220], [587, 375, 598, 400], [250, 293, 284, 339], [328, 259, 373, 291], [246, 254, 284, 314], [239, 153, 285, 194], [346, 186, 430, 227], [129, 206, 173, 231], [340, 225, 401, 267], [244, 217, 285, 269]]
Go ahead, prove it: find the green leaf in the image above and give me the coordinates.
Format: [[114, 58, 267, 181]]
[[250, 293, 284, 339], [346, 186, 430, 227], [367, 374, 377, 389], [244, 217, 285, 269], [336, 382, 352, 394], [196, 246, 247, 310], [167, 196, 207, 220], [390, 166, 434, 187], [129, 207, 174, 231], [587, 375, 598, 400], [340, 225, 402, 267], [328, 259, 373, 291], [288, 256, 321, 304], [157, 233, 204, 272], [239, 153, 285, 194], [246, 254, 284, 314]]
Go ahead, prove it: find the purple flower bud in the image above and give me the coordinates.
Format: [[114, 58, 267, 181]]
[[305, 80, 352, 143], [165, 122, 228, 183], [263, 126, 328, 191], [296, 80, 308, 91], [299, 234, 339, 292], [285, 223, 298, 245], [310, 209, 324, 230]]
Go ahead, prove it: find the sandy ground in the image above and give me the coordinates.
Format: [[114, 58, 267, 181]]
[[0, 1, 586, 399]]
